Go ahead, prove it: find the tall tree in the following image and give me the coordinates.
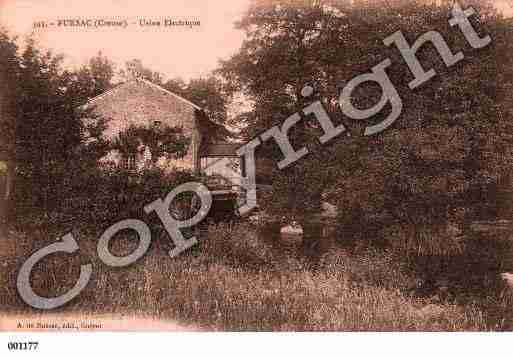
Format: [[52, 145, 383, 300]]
[[164, 76, 229, 124], [64, 51, 115, 105], [220, 0, 513, 255], [0, 29, 19, 228], [12, 38, 115, 220]]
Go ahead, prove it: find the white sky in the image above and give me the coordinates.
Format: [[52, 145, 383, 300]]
[[0, 0, 511, 81], [0, 0, 251, 81]]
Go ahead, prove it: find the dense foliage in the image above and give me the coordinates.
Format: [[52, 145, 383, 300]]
[[0, 32, 197, 231], [219, 0, 513, 255]]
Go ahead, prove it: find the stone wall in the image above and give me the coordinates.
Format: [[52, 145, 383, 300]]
[[86, 79, 201, 171]]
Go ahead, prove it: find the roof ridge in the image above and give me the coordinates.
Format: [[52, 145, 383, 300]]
[[140, 78, 202, 110], [81, 81, 127, 108], [82, 78, 202, 110]]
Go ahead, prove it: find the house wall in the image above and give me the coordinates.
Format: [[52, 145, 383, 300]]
[[86, 79, 201, 172]]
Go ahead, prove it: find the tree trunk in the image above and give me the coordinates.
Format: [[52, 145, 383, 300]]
[[0, 159, 14, 234]]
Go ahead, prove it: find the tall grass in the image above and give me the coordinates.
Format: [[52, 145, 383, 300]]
[[0, 223, 505, 331]]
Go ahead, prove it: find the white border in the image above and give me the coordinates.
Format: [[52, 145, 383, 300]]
[[1, 332, 511, 359]]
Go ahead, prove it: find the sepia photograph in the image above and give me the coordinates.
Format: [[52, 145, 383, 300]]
[[1, 0, 513, 352]]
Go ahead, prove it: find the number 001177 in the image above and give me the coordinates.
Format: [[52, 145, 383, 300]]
[[7, 342, 39, 350]]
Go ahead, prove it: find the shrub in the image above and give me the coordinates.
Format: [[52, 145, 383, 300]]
[[14, 165, 197, 234]]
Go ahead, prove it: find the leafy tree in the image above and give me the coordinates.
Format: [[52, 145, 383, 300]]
[[13, 39, 81, 216], [163, 78, 188, 95], [164, 76, 229, 124], [0, 29, 19, 226], [64, 51, 115, 105], [220, 0, 513, 255], [8, 37, 116, 222]]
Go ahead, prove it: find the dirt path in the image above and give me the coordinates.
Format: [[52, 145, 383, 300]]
[[0, 313, 201, 331]]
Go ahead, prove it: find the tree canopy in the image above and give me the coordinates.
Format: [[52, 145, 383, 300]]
[[219, 0, 513, 255]]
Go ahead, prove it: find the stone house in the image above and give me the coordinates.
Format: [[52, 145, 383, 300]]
[[83, 78, 241, 178]]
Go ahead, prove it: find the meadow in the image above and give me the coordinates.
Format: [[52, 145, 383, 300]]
[[1, 222, 511, 331]]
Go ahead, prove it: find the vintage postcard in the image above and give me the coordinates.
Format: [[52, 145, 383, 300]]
[[1, 0, 513, 349]]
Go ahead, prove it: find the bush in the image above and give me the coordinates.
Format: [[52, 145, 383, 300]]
[[14, 165, 197, 234]]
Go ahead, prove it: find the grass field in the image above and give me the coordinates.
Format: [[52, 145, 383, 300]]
[[1, 222, 511, 331]]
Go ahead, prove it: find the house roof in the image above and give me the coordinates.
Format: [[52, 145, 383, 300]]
[[80, 77, 235, 143], [200, 143, 242, 157], [195, 108, 233, 142], [82, 78, 202, 110]]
